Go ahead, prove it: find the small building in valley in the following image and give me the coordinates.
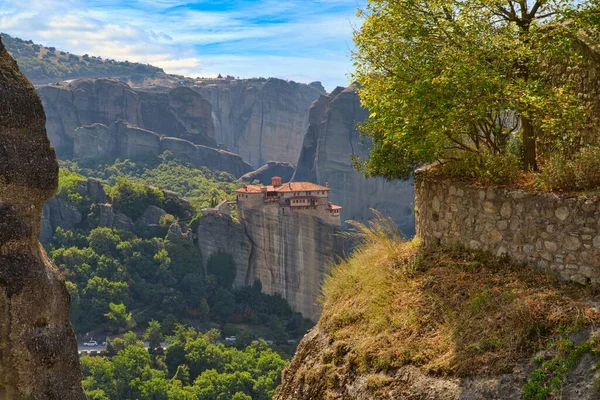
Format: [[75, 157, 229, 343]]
[[235, 176, 342, 225]]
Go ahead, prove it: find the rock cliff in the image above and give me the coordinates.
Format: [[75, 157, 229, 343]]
[[73, 121, 252, 177], [196, 207, 346, 319], [276, 236, 600, 400], [0, 36, 85, 399], [196, 78, 325, 167], [41, 177, 195, 243], [38, 78, 216, 157], [293, 86, 416, 235]]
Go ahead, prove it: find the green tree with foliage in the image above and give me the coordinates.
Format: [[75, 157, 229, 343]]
[[144, 320, 164, 353], [353, 0, 600, 178], [105, 302, 134, 333]]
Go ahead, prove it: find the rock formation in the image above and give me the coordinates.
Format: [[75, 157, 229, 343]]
[[239, 161, 296, 185], [38, 78, 216, 157], [196, 208, 346, 319], [293, 85, 416, 235], [275, 327, 600, 400], [72, 121, 252, 177], [41, 177, 196, 243], [0, 35, 85, 399], [196, 78, 325, 167]]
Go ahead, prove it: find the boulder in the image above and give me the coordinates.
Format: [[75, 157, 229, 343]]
[[139, 205, 167, 226], [113, 213, 135, 231]]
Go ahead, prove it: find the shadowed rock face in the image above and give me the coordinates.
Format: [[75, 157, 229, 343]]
[[293, 86, 416, 235], [72, 120, 253, 177], [38, 78, 216, 157], [239, 161, 296, 185], [0, 36, 85, 399], [196, 78, 325, 167]]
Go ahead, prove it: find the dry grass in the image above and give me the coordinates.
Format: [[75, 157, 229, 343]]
[[320, 215, 600, 377]]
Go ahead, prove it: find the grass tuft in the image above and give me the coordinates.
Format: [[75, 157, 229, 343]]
[[320, 215, 600, 377]]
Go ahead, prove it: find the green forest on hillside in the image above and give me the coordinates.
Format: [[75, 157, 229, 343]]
[[81, 326, 287, 400], [49, 156, 313, 399], [2, 33, 163, 82]]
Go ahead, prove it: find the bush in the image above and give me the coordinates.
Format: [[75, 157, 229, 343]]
[[538, 146, 600, 191], [435, 148, 521, 186], [57, 168, 85, 205], [109, 177, 164, 220]]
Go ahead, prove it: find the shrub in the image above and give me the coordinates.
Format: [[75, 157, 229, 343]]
[[435, 147, 521, 186], [159, 214, 177, 229], [109, 177, 164, 220], [537, 146, 600, 191], [57, 168, 85, 205]]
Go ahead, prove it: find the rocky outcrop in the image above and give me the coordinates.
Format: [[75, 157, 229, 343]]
[[0, 35, 85, 399], [293, 85, 416, 235], [72, 121, 252, 177], [196, 78, 325, 167], [38, 78, 216, 157], [240, 161, 296, 185], [276, 327, 600, 400], [196, 207, 346, 319]]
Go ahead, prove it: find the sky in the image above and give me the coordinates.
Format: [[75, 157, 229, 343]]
[[0, 0, 366, 90]]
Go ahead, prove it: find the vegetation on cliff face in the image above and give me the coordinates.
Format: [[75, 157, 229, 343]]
[[352, 0, 600, 189], [277, 217, 600, 398], [1, 33, 163, 83], [50, 162, 311, 344], [62, 152, 240, 210]]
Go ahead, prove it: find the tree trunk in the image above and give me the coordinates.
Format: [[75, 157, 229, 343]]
[[522, 116, 537, 171]]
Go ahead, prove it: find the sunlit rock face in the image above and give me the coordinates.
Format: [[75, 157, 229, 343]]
[[293, 85, 416, 235], [196, 207, 346, 320], [196, 78, 325, 168], [0, 35, 85, 399]]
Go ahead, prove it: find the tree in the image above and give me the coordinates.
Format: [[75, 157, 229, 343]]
[[88, 227, 121, 257], [353, 0, 598, 178], [105, 302, 134, 333], [144, 320, 164, 353]]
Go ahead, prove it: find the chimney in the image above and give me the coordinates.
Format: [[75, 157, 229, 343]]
[[325, 182, 329, 188], [242, 184, 247, 189], [272, 176, 282, 187]]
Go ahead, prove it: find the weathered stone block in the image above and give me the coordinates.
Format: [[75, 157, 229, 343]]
[[555, 207, 569, 221]]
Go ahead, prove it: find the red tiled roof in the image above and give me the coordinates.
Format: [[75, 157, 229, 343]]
[[275, 182, 329, 193], [328, 203, 342, 210], [235, 185, 263, 194]]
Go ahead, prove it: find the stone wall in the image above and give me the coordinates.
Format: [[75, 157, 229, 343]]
[[415, 171, 600, 284]]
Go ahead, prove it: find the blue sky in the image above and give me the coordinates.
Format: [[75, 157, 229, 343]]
[[0, 0, 366, 90]]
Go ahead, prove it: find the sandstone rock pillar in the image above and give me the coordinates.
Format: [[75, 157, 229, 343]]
[[0, 36, 85, 399]]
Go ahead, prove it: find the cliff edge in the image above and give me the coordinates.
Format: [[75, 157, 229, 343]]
[[0, 36, 85, 399], [276, 220, 600, 399]]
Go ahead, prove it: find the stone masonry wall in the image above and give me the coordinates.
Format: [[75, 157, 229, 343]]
[[415, 171, 600, 284]]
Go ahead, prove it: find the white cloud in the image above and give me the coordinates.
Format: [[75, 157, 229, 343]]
[[0, 0, 364, 90]]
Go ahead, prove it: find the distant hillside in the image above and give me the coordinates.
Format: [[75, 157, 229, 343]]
[[1, 33, 164, 83]]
